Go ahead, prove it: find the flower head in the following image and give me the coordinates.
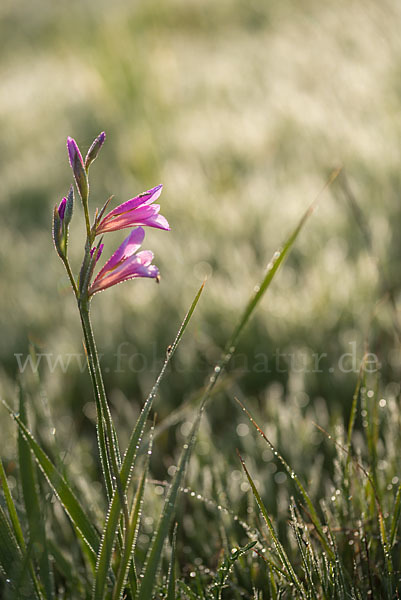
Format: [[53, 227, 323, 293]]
[[88, 227, 159, 296], [95, 184, 170, 235]]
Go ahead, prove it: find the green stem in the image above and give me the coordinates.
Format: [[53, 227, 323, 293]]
[[80, 315, 114, 502], [79, 304, 130, 537], [62, 256, 79, 299]]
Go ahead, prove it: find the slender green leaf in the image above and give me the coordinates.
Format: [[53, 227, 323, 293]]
[[112, 461, 148, 600], [4, 402, 99, 565], [0, 504, 35, 598], [0, 457, 25, 552], [166, 524, 178, 600], [18, 387, 54, 599], [235, 398, 333, 558], [92, 283, 205, 600], [346, 357, 365, 459], [390, 484, 401, 547], [137, 409, 202, 600], [207, 541, 257, 600], [236, 451, 306, 598]]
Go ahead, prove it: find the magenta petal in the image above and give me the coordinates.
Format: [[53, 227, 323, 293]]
[[135, 250, 155, 266], [105, 185, 163, 219], [88, 228, 160, 295], [96, 243, 104, 262], [94, 227, 145, 282], [96, 204, 170, 233], [89, 255, 158, 294], [58, 197, 67, 220]]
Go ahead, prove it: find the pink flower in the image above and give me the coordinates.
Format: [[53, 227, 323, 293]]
[[95, 184, 170, 235], [88, 227, 159, 296]]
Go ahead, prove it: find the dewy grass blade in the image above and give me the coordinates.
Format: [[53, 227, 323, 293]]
[[18, 386, 54, 599], [111, 447, 150, 600], [137, 173, 339, 599], [0, 457, 25, 552], [236, 451, 306, 598], [4, 402, 100, 565], [0, 454, 42, 598], [92, 283, 204, 600], [346, 356, 366, 461], [390, 484, 401, 547], [166, 523, 178, 600], [137, 410, 202, 600], [235, 398, 333, 558], [0, 504, 37, 598]]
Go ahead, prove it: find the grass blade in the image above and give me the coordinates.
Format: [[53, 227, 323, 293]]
[[137, 409, 202, 599], [207, 541, 257, 600], [4, 402, 100, 565], [390, 484, 401, 547], [166, 523, 178, 600], [235, 398, 333, 558], [0, 457, 25, 552], [236, 451, 306, 598], [111, 430, 152, 600], [92, 283, 205, 600], [18, 386, 54, 599], [0, 504, 36, 598]]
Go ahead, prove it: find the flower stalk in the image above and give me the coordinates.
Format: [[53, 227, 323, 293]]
[[53, 131, 170, 572]]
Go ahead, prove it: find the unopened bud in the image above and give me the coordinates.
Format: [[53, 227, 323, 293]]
[[53, 205, 65, 258], [58, 197, 67, 220], [85, 131, 106, 170], [67, 137, 88, 202], [64, 185, 74, 226]]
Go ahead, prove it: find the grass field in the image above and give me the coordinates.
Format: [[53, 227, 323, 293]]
[[1, 1, 401, 597]]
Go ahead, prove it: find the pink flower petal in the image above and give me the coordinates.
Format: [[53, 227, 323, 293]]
[[94, 228, 145, 282], [95, 184, 170, 234], [105, 185, 163, 219]]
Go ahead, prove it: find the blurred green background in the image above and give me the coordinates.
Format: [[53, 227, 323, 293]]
[[1, 0, 401, 583]]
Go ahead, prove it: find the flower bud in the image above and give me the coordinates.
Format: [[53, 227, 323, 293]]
[[64, 185, 74, 226], [58, 197, 67, 220], [67, 137, 88, 202], [53, 205, 65, 258], [85, 132, 106, 170]]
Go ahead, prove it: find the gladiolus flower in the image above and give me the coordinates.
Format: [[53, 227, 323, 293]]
[[88, 227, 159, 296], [95, 184, 170, 235]]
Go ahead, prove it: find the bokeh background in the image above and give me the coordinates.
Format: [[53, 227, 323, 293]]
[[1, 0, 401, 585]]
